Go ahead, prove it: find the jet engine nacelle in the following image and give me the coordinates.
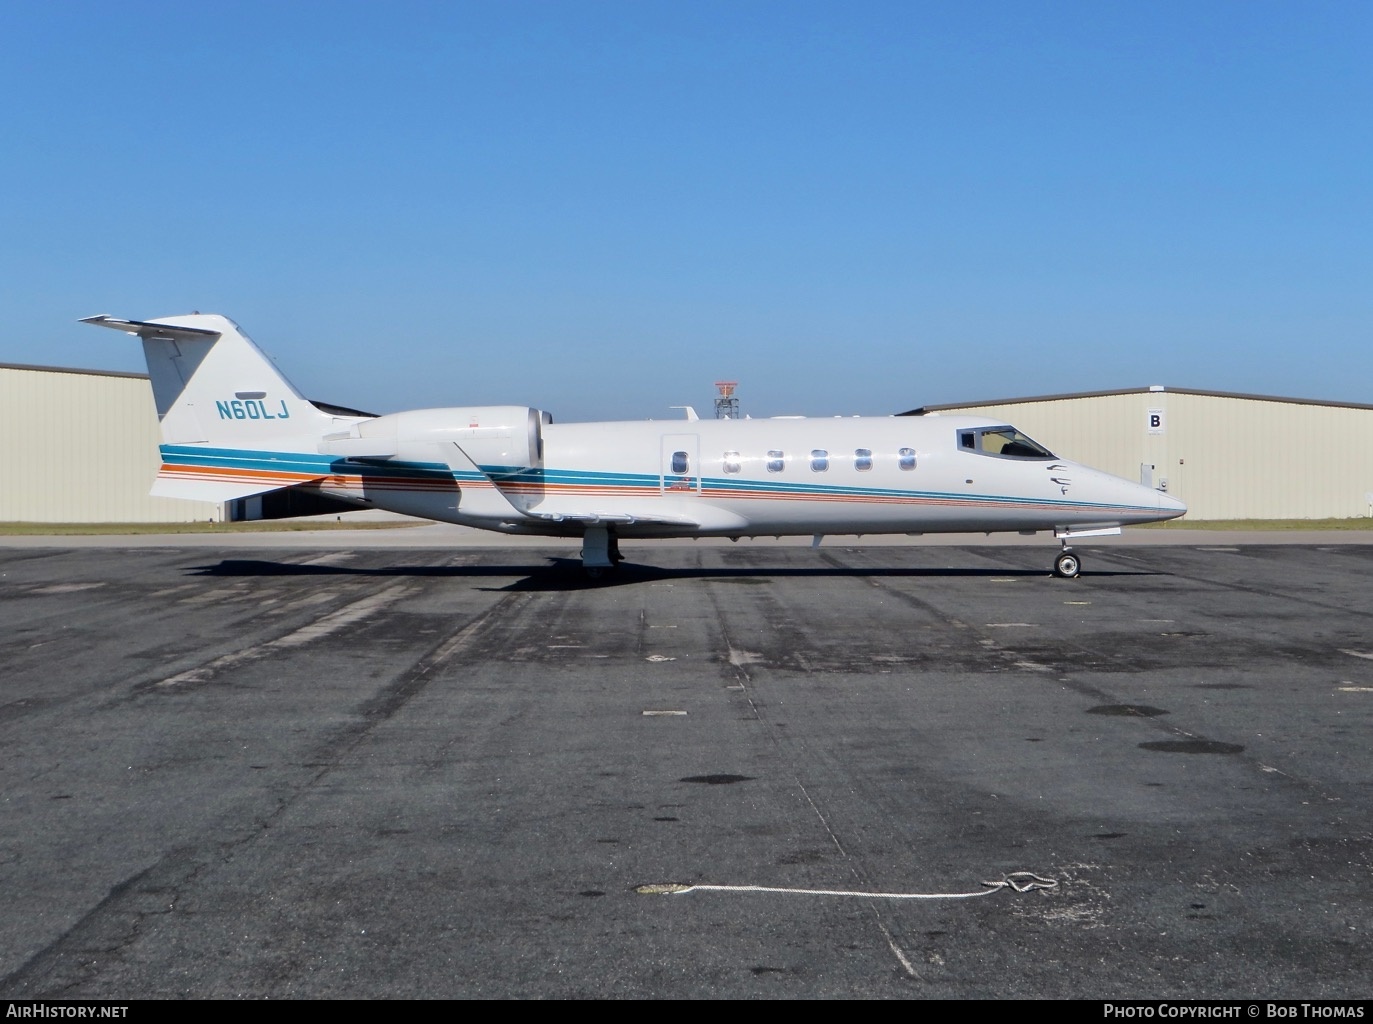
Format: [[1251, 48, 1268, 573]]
[[320, 406, 549, 469]]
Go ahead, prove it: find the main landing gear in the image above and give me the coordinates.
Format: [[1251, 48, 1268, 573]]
[[1053, 545, 1082, 579], [581, 525, 624, 580]]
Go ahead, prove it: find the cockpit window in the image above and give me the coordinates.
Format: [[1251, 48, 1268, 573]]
[[958, 427, 1055, 460]]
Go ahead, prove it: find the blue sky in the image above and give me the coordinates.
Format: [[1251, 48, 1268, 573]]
[[2, 1, 1369, 420]]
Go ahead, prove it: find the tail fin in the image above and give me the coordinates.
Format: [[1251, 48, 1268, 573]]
[[82, 314, 339, 501]]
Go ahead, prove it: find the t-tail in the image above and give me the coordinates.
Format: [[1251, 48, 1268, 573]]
[[81, 314, 345, 503]]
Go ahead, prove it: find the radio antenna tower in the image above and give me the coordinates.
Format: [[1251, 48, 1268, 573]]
[[713, 380, 740, 419]]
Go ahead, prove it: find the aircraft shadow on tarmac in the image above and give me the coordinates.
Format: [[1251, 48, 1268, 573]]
[[189, 558, 1160, 591]]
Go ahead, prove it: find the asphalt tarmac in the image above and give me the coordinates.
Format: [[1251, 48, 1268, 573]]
[[1, 536, 1371, 999]]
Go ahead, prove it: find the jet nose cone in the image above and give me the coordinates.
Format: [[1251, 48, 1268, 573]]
[[1158, 491, 1187, 520]]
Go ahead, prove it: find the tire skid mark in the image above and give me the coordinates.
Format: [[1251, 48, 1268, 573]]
[[295, 552, 356, 567], [823, 547, 1161, 689], [1098, 548, 1373, 620], [3, 576, 201, 634], [831, 546, 1343, 801], [350, 590, 528, 725], [0, 848, 211, 997], [700, 567, 920, 981], [148, 583, 414, 691], [3, 589, 526, 996]]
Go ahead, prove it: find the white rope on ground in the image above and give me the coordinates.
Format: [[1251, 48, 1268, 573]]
[[636, 871, 1057, 899]]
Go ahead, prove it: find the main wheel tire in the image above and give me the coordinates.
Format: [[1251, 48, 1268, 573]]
[[1053, 552, 1082, 579]]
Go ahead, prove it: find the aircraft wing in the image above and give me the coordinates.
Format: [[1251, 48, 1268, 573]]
[[524, 502, 749, 532], [318, 436, 747, 532], [525, 510, 701, 527], [441, 443, 533, 521], [316, 435, 524, 519]]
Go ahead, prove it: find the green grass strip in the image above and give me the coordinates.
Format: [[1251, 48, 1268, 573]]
[[1136, 518, 1373, 531]]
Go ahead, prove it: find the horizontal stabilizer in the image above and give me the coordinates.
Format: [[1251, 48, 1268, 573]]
[[83, 313, 333, 451], [79, 315, 221, 342]]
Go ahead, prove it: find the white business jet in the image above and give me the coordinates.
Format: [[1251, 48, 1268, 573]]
[[83, 313, 1185, 578]]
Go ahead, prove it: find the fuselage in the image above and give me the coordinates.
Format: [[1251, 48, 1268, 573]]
[[309, 412, 1184, 538], [84, 311, 1186, 576]]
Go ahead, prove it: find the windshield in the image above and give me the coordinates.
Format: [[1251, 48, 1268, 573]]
[[959, 426, 1056, 460]]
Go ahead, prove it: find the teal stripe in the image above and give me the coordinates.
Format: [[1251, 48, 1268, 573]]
[[482, 463, 1153, 514], [158, 448, 1151, 514], [159, 445, 476, 482]]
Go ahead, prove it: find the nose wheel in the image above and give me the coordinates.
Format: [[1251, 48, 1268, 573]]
[[1053, 549, 1082, 579]]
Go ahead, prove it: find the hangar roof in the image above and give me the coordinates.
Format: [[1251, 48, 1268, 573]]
[[901, 385, 1373, 416], [0, 361, 379, 419], [0, 360, 147, 380]]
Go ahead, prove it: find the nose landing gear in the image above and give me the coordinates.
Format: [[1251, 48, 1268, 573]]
[[1049, 525, 1118, 578], [1053, 547, 1082, 579]]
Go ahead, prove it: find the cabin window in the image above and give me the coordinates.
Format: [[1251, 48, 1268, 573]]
[[959, 427, 1055, 460], [811, 449, 829, 472], [723, 451, 741, 474], [898, 447, 917, 470], [671, 451, 690, 474], [767, 450, 785, 473], [854, 448, 872, 472]]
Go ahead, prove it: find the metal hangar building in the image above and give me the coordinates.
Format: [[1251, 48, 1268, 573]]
[[4, 363, 1372, 524], [904, 386, 1373, 521], [0, 362, 218, 523]]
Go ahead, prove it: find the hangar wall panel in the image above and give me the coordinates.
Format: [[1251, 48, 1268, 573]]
[[0, 365, 219, 522], [936, 391, 1373, 520]]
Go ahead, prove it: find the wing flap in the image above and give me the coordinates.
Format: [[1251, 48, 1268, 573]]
[[524, 505, 749, 531], [526, 511, 700, 527]]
